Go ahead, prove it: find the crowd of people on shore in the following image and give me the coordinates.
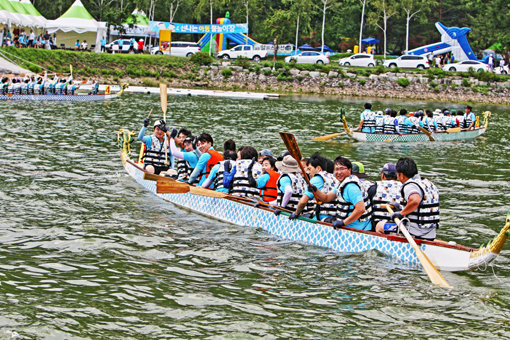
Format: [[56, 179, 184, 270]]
[[356, 102, 478, 134], [0, 73, 99, 95], [137, 117, 440, 241], [1, 28, 57, 49]]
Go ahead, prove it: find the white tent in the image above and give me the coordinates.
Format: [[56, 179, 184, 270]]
[[46, 0, 106, 52], [0, 0, 34, 26]]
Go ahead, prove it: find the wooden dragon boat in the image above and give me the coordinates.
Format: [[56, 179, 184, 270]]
[[340, 111, 490, 142], [0, 84, 127, 102], [118, 129, 509, 274]]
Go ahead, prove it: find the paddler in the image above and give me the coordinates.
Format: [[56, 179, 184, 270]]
[[188, 133, 223, 186], [256, 156, 280, 204], [230, 146, 263, 199], [274, 155, 307, 212], [312, 156, 372, 230], [169, 128, 199, 182], [138, 117, 173, 175], [289, 153, 339, 222], [463, 105, 476, 130], [388, 157, 440, 241]]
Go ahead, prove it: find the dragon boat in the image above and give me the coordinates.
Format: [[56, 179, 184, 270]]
[[118, 129, 509, 273], [340, 111, 490, 142], [0, 84, 127, 102]]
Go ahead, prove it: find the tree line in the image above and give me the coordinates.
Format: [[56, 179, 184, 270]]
[[33, 0, 509, 55]]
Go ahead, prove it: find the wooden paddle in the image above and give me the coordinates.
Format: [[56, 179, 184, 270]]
[[143, 172, 175, 182], [445, 127, 461, 133], [159, 83, 169, 165], [279, 132, 322, 204], [385, 205, 452, 288], [384, 134, 401, 142], [156, 180, 190, 194], [144, 172, 230, 198], [417, 125, 435, 141], [313, 132, 345, 141]]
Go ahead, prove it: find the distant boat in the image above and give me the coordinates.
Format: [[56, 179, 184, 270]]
[[0, 84, 128, 102], [340, 111, 489, 142]]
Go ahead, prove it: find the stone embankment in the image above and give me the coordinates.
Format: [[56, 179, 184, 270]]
[[169, 63, 510, 105]]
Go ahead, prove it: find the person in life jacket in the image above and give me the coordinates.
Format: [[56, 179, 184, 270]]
[[169, 128, 200, 182], [374, 111, 384, 134], [383, 109, 399, 134], [425, 110, 438, 131], [463, 105, 476, 130], [137, 117, 173, 175], [188, 133, 223, 186], [275, 155, 307, 212], [201, 150, 237, 192], [289, 153, 339, 222], [258, 149, 274, 164], [355, 102, 376, 133], [312, 156, 372, 231], [390, 157, 440, 241], [256, 156, 280, 204], [230, 146, 263, 198], [368, 163, 404, 234], [396, 109, 410, 134]]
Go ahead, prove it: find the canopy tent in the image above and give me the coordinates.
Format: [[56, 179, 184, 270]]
[[316, 44, 332, 52], [298, 44, 314, 50], [0, 0, 46, 27], [362, 37, 379, 44], [46, 0, 106, 52], [110, 8, 149, 37]]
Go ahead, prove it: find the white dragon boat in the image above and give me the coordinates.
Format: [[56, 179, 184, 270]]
[[118, 129, 509, 273], [0, 84, 127, 102], [341, 111, 490, 142]]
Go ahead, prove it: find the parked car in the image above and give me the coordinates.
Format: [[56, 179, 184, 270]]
[[495, 65, 509, 75], [284, 51, 330, 64], [338, 53, 376, 67], [443, 60, 489, 73], [217, 45, 267, 61], [150, 41, 201, 57], [383, 55, 430, 69], [105, 39, 139, 53]]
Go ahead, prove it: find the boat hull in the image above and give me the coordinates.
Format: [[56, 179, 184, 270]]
[[349, 128, 486, 142], [121, 151, 503, 272], [0, 93, 121, 101]]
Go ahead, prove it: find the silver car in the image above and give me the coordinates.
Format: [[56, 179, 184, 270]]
[[150, 41, 201, 57], [383, 55, 430, 69]]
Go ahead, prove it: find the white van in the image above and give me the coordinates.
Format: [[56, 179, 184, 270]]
[[150, 41, 201, 57]]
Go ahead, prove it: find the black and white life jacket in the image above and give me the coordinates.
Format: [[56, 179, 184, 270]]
[[311, 171, 339, 217], [371, 180, 403, 223], [401, 175, 440, 229], [143, 135, 169, 169], [362, 110, 376, 131], [277, 173, 306, 211], [335, 175, 372, 222], [375, 116, 384, 133], [214, 160, 235, 192], [397, 116, 409, 134], [383, 116, 396, 134], [230, 159, 263, 198]]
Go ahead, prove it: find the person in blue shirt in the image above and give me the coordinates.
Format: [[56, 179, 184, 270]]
[[169, 128, 199, 182], [289, 153, 339, 221], [138, 118, 174, 175], [100, 36, 106, 52], [313, 156, 372, 230], [117, 39, 124, 53], [201, 150, 238, 191], [188, 133, 223, 186], [356, 102, 376, 133], [74, 40, 80, 50], [463, 105, 476, 130]]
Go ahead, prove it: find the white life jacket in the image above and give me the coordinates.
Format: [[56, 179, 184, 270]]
[[214, 159, 235, 191], [335, 175, 372, 222], [143, 135, 169, 169], [383, 116, 396, 134], [409, 116, 420, 133], [277, 173, 306, 211], [311, 171, 339, 217], [361, 110, 376, 131], [401, 175, 440, 229], [230, 159, 263, 198], [375, 116, 384, 133], [397, 116, 409, 133], [371, 180, 403, 223], [176, 152, 192, 182]]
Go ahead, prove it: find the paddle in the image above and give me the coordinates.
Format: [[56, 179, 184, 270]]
[[156, 180, 190, 194], [417, 125, 435, 141], [445, 127, 461, 133], [160, 83, 169, 165], [313, 132, 345, 141], [144, 173, 230, 198], [384, 134, 401, 142], [385, 205, 452, 288], [279, 132, 322, 204]]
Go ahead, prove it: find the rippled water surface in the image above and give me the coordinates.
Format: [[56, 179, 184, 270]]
[[0, 93, 509, 339]]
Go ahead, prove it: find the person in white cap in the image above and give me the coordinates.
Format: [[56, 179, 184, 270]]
[[275, 155, 307, 211], [138, 117, 174, 175]]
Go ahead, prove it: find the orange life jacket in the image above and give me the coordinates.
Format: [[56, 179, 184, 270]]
[[261, 170, 280, 202], [205, 149, 223, 176]]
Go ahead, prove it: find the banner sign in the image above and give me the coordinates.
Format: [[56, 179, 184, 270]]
[[149, 22, 248, 34]]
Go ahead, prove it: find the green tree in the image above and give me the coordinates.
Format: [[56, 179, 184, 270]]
[[368, 0, 398, 57], [318, 0, 342, 53], [400, 0, 433, 54]]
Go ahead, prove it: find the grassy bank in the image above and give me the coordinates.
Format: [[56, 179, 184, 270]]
[[2, 48, 509, 104]]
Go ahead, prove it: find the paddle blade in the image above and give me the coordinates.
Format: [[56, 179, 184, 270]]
[[279, 132, 302, 161], [160, 83, 167, 119], [156, 180, 190, 194], [144, 172, 175, 182], [313, 132, 343, 141], [190, 186, 228, 198], [446, 127, 461, 133], [385, 205, 452, 288]]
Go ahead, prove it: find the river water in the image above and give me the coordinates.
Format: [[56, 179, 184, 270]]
[[0, 93, 509, 339]]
